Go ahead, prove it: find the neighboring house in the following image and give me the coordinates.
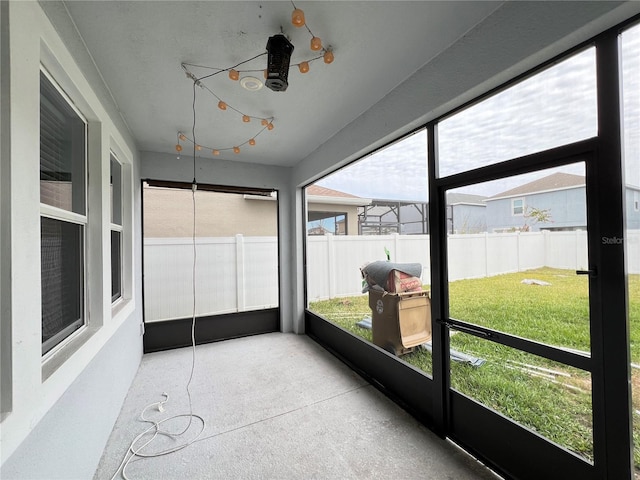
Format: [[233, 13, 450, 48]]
[[307, 185, 371, 235], [626, 185, 640, 230], [307, 225, 332, 235], [486, 172, 587, 232], [143, 184, 279, 237], [447, 193, 487, 234], [144, 184, 370, 237]]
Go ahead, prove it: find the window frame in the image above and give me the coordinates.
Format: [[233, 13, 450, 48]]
[[512, 197, 525, 216], [40, 67, 88, 357], [110, 152, 123, 304]]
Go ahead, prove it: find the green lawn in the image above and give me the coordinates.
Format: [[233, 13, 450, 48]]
[[309, 267, 640, 467]]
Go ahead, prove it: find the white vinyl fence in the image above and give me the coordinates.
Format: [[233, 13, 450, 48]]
[[144, 235, 278, 322], [144, 231, 640, 321]]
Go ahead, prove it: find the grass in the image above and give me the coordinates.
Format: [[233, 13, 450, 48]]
[[309, 267, 640, 467]]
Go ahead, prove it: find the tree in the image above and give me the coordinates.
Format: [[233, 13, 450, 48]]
[[521, 206, 552, 232]]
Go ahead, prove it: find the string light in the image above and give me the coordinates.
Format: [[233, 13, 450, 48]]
[[177, 122, 272, 157], [323, 49, 334, 64], [176, 3, 335, 158], [291, 8, 305, 27], [310, 36, 322, 51]]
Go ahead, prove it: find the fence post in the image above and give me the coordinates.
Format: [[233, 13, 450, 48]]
[[484, 232, 489, 277], [327, 233, 335, 298], [517, 231, 521, 272], [236, 234, 245, 311], [543, 230, 549, 267], [393, 232, 400, 261], [576, 229, 583, 270]]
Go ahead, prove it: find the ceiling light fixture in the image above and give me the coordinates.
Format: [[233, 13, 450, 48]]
[[177, 2, 335, 157], [240, 76, 263, 91]]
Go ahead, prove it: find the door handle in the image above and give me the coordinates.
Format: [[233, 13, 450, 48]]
[[576, 268, 597, 277]]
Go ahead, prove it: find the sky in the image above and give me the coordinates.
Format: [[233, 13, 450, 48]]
[[316, 25, 640, 201]]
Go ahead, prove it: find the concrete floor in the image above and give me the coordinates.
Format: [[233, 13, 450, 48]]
[[95, 332, 502, 479]]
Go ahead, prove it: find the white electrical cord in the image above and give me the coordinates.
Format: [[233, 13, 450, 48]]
[[111, 181, 205, 479]]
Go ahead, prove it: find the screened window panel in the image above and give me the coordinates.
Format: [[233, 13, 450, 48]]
[[40, 72, 86, 214], [111, 230, 122, 302], [110, 155, 122, 225], [438, 48, 597, 177], [41, 217, 84, 354]]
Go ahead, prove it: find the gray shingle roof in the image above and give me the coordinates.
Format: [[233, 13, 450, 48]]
[[488, 172, 585, 199]]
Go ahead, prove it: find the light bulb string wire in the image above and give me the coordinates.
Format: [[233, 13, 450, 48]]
[[178, 123, 271, 153], [181, 62, 276, 150], [193, 51, 267, 83], [290, 0, 331, 54], [111, 77, 205, 480]]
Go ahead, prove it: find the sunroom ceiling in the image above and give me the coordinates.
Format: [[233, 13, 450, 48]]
[[54, 1, 636, 168]]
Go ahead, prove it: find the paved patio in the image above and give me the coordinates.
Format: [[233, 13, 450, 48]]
[[95, 332, 502, 479]]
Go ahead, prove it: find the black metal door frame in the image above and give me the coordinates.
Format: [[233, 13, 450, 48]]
[[427, 28, 632, 480]]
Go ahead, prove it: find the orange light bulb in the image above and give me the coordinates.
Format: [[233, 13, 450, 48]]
[[249, 138, 256, 146], [178, 133, 187, 141], [299, 61, 310, 74], [242, 115, 251, 123], [228, 69, 239, 81], [261, 119, 269, 126], [196, 145, 202, 151], [267, 122, 274, 131], [291, 8, 305, 27], [212, 149, 220, 156], [323, 50, 334, 64], [218, 100, 227, 110], [175, 144, 182, 152], [233, 146, 240, 154], [310, 37, 322, 51]]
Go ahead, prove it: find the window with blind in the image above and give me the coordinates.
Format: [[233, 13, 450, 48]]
[[40, 70, 87, 355], [110, 154, 122, 303]]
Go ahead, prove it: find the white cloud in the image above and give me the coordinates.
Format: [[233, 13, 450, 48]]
[[316, 25, 640, 201]]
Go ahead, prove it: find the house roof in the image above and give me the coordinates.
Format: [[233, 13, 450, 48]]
[[307, 185, 361, 199], [306, 185, 371, 207], [488, 172, 585, 200], [447, 193, 488, 205]]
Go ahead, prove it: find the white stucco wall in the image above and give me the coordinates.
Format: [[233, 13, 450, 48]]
[[0, 2, 143, 477]]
